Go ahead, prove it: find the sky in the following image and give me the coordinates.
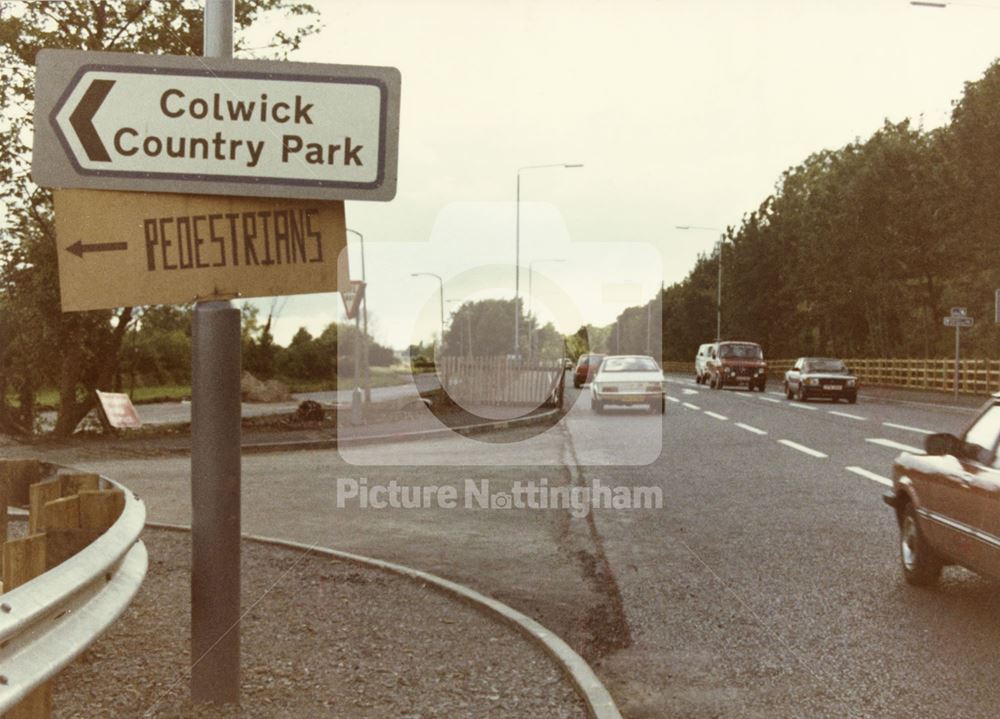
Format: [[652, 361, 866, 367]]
[[18, 0, 1000, 348]]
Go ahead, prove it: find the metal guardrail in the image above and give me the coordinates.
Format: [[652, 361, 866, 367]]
[[664, 357, 1000, 396], [0, 475, 147, 712]]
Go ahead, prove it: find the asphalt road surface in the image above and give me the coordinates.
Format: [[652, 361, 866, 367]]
[[39, 373, 1000, 719]]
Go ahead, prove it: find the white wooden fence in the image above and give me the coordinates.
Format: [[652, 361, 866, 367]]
[[439, 357, 564, 406]]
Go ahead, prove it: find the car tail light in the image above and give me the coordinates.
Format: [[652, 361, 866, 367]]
[[646, 383, 662, 392], [603, 385, 619, 393]]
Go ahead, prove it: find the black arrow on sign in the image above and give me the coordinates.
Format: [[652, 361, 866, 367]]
[[69, 79, 115, 162], [66, 240, 128, 258]]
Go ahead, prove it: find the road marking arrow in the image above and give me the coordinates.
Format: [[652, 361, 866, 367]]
[[68, 79, 114, 162], [66, 240, 128, 258]]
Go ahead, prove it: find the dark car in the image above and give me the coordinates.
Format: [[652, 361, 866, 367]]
[[784, 357, 858, 403], [573, 353, 605, 388], [705, 341, 767, 391], [883, 394, 1000, 586]]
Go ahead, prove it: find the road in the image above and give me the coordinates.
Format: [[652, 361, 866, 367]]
[[30, 372, 1000, 718]]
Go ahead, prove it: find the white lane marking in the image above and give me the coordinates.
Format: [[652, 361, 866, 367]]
[[866, 437, 922, 454], [682, 388, 699, 395], [787, 402, 818, 411], [735, 422, 767, 435], [845, 466, 893, 487], [778, 439, 828, 458], [768, 391, 785, 397], [882, 421, 933, 435], [732, 392, 754, 399], [666, 396, 680, 403], [830, 410, 866, 421], [704, 411, 728, 421], [759, 397, 782, 404], [682, 402, 701, 410]]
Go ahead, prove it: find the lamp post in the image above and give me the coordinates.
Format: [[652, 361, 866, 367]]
[[412, 272, 445, 358], [527, 258, 564, 359], [676, 225, 728, 341], [515, 163, 583, 356], [346, 228, 370, 403]]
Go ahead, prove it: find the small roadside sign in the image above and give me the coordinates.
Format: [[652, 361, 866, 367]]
[[342, 280, 365, 320], [96, 390, 142, 429], [33, 50, 400, 202], [53, 189, 347, 311], [950, 307, 968, 317], [944, 316, 974, 328]]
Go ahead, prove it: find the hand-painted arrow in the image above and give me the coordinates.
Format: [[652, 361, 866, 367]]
[[66, 240, 127, 258], [68, 79, 115, 162]]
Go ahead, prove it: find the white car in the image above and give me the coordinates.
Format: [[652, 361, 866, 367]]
[[590, 355, 665, 414]]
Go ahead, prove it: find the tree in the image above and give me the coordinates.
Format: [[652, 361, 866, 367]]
[[0, 0, 320, 435]]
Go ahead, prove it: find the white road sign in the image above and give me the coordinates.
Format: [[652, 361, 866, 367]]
[[943, 316, 974, 328], [33, 50, 400, 201]]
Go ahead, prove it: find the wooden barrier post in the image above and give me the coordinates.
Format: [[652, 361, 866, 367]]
[[0, 459, 41, 508], [3, 534, 51, 719]]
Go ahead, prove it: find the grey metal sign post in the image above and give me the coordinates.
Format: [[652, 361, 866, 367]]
[[191, 0, 240, 706], [944, 311, 974, 400]]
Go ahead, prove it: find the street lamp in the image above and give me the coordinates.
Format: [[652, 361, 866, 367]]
[[676, 225, 728, 341], [515, 162, 583, 356], [346, 228, 370, 403], [411, 272, 445, 358], [527, 257, 564, 359]]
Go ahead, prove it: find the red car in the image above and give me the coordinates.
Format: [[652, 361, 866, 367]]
[[705, 341, 767, 392], [884, 393, 1000, 585], [573, 353, 605, 389]]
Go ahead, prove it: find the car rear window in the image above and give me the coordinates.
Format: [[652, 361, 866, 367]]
[[602, 357, 659, 372]]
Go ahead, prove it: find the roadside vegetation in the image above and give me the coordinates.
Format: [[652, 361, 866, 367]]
[[606, 58, 1000, 363], [0, 0, 321, 436]]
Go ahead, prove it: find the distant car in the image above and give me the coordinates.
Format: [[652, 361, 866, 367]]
[[694, 343, 714, 384], [573, 354, 605, 388], [784, 357, 857, 403], [705, 341, 767, 391], [884, 394, 1000, 586], [590, 355, 665, 414]]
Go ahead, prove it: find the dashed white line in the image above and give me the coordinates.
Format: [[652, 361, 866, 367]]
[[830, 410, 866, 421], [845, 466, 893, 487], [666, 396, 680, 403], [778, 439, 828, 458], [866, 437, 922, 454], [704, 411, 728, 421], [768, 391, 785, 397], [759, 397, 782, 404], [787, 402, 818, 411], [735, 422, 768, 435], [682, 389, 699, 395], [682, 402, 701, 411], [882, 421, 933, 435]]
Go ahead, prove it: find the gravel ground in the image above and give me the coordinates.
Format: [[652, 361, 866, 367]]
[[51, 528, 588, 719]]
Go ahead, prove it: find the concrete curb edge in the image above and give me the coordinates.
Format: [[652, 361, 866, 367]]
[[145, 521, 622, 719], [218, 405, 563, 455]]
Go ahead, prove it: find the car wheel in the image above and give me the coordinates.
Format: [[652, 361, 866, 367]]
[[795, 385, 807, 402], [591, 398, 603, 413], [695, 374, 702, 384], [574, 380, 581, 389], [715, 374, 724, 390], [900, 502, 942, 587], [660, 394, 666, 414], [848, 394, 857, 404], [785, 382, 793, 400]]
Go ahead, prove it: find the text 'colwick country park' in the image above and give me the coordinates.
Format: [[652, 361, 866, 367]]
[[112, 89, 364, 169]]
